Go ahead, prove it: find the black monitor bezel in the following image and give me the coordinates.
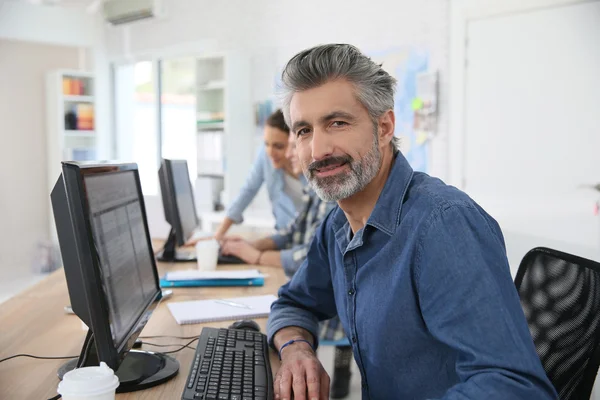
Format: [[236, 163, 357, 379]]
[[159, 159, 199, 246], [61, 161, 162, 370]]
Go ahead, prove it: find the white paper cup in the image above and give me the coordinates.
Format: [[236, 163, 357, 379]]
[[195, 239, 219, 271], [57, 362, 119, 400]]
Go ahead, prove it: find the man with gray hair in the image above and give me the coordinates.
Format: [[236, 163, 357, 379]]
[[267, 44, 557, 400]]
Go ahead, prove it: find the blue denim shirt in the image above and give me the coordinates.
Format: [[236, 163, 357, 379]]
[[267, 154, 557, 400], [226, 146, 306, 230]]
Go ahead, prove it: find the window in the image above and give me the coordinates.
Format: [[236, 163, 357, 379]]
[[114, 61, 159, 195], [160, 58, 197, 181], [114, 58, 201, 196]]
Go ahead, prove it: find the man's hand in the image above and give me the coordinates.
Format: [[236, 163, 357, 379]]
[[220, 238, 261, 264], [274, 342, 330, 400]]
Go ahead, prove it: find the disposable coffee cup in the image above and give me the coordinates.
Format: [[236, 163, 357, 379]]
[[57, 362, 119, 400], [195, 239, 219, 271]]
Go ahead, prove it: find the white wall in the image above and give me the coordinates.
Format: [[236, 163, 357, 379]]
[[0, 1, 111, 284], [0, 0, 97, 47], [0, 39, 79, 282]]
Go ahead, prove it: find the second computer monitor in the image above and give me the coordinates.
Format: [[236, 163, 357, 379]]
[[158, 159, 199, 261]]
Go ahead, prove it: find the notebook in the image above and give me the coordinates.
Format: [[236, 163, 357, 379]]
[[167, 294, 278, 325]]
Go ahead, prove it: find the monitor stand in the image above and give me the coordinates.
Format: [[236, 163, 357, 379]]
[[58, 330, 179, 393], [156, 228, 196, 262]]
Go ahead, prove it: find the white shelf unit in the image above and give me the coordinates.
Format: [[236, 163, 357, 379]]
[[195, 52, 253, 216], [46, 70, 97, 240], [63, 95, 94, 102]]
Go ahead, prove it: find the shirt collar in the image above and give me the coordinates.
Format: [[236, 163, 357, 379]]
[[331, 153, 414, 251]]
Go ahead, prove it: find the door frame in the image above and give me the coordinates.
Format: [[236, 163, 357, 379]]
[[448, 0, 595, 189]]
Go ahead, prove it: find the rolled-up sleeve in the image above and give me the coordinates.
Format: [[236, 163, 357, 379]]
[[267, 219, 337, 349], [225, 147, 266, 223]]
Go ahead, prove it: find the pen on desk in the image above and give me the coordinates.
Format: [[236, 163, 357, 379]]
[[214, 299, 253, 309]]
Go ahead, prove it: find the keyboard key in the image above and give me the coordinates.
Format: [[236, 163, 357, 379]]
[[254, 366, 267, 387], [218, 393, 229, 399], [206, 394, 217, 400]]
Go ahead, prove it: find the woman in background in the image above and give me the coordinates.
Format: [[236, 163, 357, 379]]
[[214, 109, 305, 242]]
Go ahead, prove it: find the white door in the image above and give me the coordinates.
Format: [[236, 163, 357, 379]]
[[463, 1, 600, 272]]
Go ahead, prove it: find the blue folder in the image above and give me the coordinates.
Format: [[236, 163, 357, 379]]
[[159, 276, 264, 288]]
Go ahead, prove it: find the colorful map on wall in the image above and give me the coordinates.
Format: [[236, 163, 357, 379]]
[[369, 47, 429, 173]]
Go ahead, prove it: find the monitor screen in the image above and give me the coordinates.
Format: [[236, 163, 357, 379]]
[[84, 170, 158, 346], [170, 160, 198, 243]]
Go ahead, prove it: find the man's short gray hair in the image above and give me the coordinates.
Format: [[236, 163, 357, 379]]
[[280, 43, 400, 151]]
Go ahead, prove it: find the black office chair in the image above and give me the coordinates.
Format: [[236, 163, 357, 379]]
[[515, 247, 600, 400]]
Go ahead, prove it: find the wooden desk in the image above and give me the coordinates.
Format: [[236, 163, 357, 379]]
[[0, 260, 286, 400]]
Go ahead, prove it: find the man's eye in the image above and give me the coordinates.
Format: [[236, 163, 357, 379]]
[[297, 128, 311, 136], [331, 121, 348, 127]]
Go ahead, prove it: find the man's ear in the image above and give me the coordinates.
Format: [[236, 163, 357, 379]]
[[377, 110, 395, 149]]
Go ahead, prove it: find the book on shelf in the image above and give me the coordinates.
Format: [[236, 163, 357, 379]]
[[64, 103, 95, 131], [62, 77, 90, 96]]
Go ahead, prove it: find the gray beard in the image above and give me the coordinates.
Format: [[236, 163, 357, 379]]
[[306, 136, 382, 202]]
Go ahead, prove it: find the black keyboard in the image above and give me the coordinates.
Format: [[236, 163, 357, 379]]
[[218, 253, 247, 265], [182, 327, 273, 400]]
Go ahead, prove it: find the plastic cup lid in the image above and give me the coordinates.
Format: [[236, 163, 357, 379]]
[[57, 362, 120, 396]]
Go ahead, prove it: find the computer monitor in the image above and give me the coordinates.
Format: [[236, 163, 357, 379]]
[[157, 159, 199, 262], [51, 161, 179, 393]]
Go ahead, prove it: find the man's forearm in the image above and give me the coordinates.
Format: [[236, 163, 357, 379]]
[[273, 326, 315, 357]]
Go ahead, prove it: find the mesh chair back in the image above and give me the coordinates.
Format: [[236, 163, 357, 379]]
[[515, 247, 600, 400]]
